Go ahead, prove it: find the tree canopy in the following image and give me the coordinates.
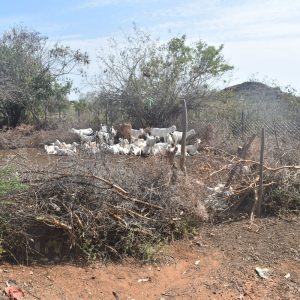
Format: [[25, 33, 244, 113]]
[[95, 26, 233, 127], [0, 26, 89, 127]]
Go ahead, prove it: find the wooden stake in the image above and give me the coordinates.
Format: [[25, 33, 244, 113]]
[[257, 128, 265, 217], [180, 99, 187, 176]]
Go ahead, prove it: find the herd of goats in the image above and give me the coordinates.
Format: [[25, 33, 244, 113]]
[[44, 123, 202, 156]]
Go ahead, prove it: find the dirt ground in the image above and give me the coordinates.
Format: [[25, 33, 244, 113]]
[[0, 216, 299, 300]]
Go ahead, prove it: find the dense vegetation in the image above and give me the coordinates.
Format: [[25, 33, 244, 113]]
[[0, 26, 89, 128]]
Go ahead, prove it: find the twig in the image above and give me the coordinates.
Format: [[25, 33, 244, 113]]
[[22, 170, 163, 209]]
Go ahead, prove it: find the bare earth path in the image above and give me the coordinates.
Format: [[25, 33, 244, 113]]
[[0, 217, 299, 300]]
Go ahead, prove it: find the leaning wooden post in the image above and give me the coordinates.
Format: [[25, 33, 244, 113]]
[[180, 99, 188, 176], [257, 128, 265, 217]]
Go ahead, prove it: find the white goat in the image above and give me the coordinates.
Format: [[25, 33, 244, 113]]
[[152, 142, 170, 155], [131, 128, 144, 140], [55, 147, 76, 156], [45, 141, 78, 156], [96, 131, 110, 144], [61, 142, 79, 152], [150, 125, 176, 142], [79, 132, 95, 143], [100, 124, 108, 133], [133, 138, 147, 148], [168, 129, 196, 145], [44, 144, 57, 155], [83, 142, 100, 154], [142, 134, 160, 155], [71, 128, 93, 136], [186, 139, 201, 156], [118, 138, 131, 155], [129, 144, 142, 156]]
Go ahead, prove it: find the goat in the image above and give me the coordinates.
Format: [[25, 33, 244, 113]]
[[150, 125, 176, 142], [168, 129, 196, 145], [79, 132, 95, 143], [71, 128, 93, 136], [96, 131, 110, 144], [186, 139, 201, 156], [45, 141, 78, 155], [141, 135, 162, 155], [152, 142, 170, 155], [100, 124, 108, 133], [129, 144, 142, 156], [44, 144, 57, 155], [106, 144, 121, 155], [131, 128, 144, 140], [61, 142, 79, 152], [133, 138, 147, 149], [83, 142, 100, 154], [55, 147, 76, 156], [115, 123, 132, 143]]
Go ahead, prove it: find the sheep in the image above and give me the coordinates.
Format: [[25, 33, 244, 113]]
[[186, 139, 201, 156], [115, 123, 132, 143], [131, 128, 144, 140], [71, 128, 93, 136], [150, 125, 176, 142], [167, 129, 196, 145]]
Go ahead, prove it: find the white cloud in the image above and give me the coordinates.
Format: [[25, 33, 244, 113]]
[[77, 0, 156, 9]]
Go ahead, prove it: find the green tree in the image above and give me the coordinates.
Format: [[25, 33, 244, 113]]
[[0, 26, 89, 127], [74, 98, 88, 123], [97, 26, 233, 127]]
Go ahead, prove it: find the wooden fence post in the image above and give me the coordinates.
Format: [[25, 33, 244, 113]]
[[257, 128, 265, 217], [180, 99, 187, 176]]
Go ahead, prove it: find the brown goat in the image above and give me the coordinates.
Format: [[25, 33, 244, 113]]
[[114, 123, 132, 143]]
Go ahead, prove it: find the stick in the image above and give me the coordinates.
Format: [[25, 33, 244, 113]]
[[180, 99, 187, 176], [225, 134, 256, 188], [257, 128, 265, 217]]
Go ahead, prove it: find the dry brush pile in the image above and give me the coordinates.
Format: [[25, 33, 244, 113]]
[[200, 134, 300, 220], [0, 133, 299, 264], [0, 153, 206, 264]]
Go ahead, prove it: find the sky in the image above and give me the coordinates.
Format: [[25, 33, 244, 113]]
[[0, 0, 300, 99]]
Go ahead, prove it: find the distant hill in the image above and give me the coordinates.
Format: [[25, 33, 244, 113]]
[[219, 81, 300, 121], [223, 81, 283, 103]]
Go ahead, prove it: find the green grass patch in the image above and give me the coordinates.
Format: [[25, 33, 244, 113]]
[[0, 165, 26, 196]]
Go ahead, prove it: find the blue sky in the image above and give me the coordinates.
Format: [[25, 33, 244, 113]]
[[1, 0, 300, 98]]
